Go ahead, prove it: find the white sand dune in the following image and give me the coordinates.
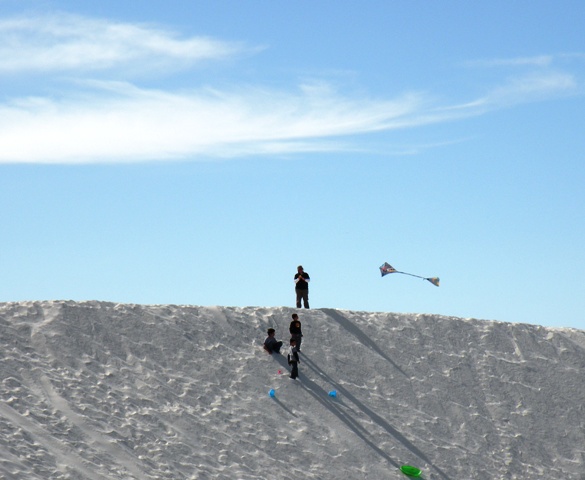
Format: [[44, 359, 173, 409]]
[[1, 301, 584, 479]]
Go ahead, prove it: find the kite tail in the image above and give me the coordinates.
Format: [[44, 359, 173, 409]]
[[398, 271, 440, 287], [395, 271, 425, 280]]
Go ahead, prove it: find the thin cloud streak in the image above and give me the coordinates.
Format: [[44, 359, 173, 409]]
[[466, 55, 555, 68], [440, 71, 578, 115], [485, 71, 577, 103], [0, 14, 243, 73]]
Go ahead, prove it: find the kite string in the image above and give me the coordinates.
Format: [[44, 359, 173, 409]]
[[395, 271, 426, 280]]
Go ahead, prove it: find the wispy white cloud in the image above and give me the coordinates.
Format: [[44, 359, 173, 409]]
[[441, 71, 578, 115], [0, 13, 243, 73], [461, 54, 582, 108], [0, 81, 432, 163], [466, 55, 555, 68], [483, 71, 577, 104], [0, 73, 578, 164], [0, 14, 581, 164]]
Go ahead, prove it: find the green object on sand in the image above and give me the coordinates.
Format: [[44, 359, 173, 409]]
[[400, 465, 422, 477]]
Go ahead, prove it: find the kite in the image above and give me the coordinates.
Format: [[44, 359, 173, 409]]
[[380, 262, 440, 287], [400, 465, 422, 477]]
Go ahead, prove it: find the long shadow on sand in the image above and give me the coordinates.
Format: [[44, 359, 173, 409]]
[[303, 311, 453, 480], [295, 363, 401, 469], [321, 308, 409, 378], [302, 354, 451, 480], [268, 353, 299, 417]]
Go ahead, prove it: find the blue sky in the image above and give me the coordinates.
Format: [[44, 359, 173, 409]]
[[1, 1, 584, 329]]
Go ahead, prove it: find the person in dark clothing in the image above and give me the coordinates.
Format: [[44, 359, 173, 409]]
[[289, 313, 303, 352], [263, 328, 283, 354], [294, 265, 310, 308], [288, 338, 300, 379]]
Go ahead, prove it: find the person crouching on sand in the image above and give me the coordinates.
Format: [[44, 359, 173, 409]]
[[263, 328, 283, 354]]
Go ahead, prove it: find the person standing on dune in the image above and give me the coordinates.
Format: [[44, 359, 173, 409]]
[[287, 338, 300, 379], [294, 265, 310, 309], [289, 313, 303, 352]]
